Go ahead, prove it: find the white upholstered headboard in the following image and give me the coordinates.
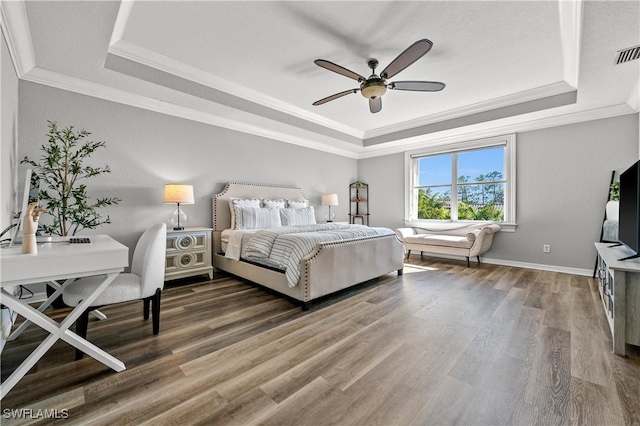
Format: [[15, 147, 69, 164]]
[[212, 182, 307, 232]]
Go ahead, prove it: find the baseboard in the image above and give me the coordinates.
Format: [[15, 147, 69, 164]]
[[407, 252, 592, 276], [480, 257, 592, 277]]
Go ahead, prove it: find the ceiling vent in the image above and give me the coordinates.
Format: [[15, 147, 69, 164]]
[[615, 45, 640, 65]]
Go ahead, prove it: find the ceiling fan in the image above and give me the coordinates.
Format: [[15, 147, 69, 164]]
[[312, 39, 445, 114]]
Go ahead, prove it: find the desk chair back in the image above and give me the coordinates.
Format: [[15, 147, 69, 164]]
[[132, 223, 167, 299]]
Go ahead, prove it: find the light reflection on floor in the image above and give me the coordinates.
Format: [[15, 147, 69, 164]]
[[402, 263, 439, 274]]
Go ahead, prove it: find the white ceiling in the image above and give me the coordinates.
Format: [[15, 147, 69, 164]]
[[1, 1, 638, 158]]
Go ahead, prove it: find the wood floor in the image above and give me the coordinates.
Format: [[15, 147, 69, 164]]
[[2, 256, 640, 425]]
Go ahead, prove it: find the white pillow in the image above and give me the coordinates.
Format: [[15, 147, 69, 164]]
[[229, 198, 261, 230], [281, 206, 316, 226], [287, 199, 309, 209], [234, 206, 282, 230], [262, 198, 286, 209]]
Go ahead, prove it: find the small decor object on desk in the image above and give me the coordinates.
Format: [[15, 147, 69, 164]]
[[322, 193, 338, 222], [21, 202, 45, 255], [163, 184, 194, 230]]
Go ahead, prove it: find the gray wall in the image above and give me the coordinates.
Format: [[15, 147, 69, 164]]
[[1, 30, 19, 233], [17, 82, 357, 256], [360, 114, 640, 271]]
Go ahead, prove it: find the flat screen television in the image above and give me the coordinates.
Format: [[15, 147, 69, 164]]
[[618, 160, 640, 261]]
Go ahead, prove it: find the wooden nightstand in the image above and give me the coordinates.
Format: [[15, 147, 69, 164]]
[[165, 227, 214, 281]]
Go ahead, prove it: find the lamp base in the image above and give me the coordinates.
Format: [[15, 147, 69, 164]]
[[169, 204, 188, 231]]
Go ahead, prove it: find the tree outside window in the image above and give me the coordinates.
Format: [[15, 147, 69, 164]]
[[414, 145, 506, 222]]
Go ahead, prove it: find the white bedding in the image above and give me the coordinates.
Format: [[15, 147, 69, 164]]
[[221, 229, 256, 259], [225, 224, 395, 287]]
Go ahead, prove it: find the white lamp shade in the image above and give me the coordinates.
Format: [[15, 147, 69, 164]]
[[322, 194, 339, 206], [163, 184, 194, 204]]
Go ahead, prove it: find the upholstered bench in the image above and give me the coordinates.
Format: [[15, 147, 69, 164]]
[[395, 223, 501, 266]]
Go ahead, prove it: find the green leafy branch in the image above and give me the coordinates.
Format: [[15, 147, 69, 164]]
[[21, 121, 121, 236]]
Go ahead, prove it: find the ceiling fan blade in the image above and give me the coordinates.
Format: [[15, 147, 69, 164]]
[[380, 39, 433, 80], [369, 97, 382, 113], [313, 89, 359, 106], [389, 81, 446, 92], [314, 59, 366, 82]]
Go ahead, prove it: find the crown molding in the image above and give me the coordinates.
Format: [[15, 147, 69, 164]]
[[15, 64, 637, 162], [0, 0, 35, 77], [358, 103, 636, 159], [108, 0, 362, 140], [21, 66, 362, 159], [108, 39, 365, 140], [363, 81, 575, 140], [558, 0, 583, 88]]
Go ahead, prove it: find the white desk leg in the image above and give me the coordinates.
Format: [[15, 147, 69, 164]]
[[1, 273, 126, 400], [1, 332, 59, 399], [8, 279, 74, 341]]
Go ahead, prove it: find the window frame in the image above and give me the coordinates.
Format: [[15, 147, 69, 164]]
[[404, 134, 516, 231]]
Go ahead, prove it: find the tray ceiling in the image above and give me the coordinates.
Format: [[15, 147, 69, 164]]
[[2, 1, 638, 158]]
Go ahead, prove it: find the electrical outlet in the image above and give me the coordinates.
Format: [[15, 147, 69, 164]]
[[543, 244, 551, 253]]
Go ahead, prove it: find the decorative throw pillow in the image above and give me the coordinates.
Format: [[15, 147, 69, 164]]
[[262, 198, 286, 209], [234, 206, 282, 230], [229, 198, 261, 230], [287, 199, 309, 209], [280, 206, 316, 226]]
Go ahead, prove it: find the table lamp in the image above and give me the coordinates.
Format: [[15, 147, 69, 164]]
[[322, 193, 338, 222], [163, 184, 194, 230]]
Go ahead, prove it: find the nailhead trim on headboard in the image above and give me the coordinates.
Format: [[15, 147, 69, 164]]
[[212, 182, 307, 231]]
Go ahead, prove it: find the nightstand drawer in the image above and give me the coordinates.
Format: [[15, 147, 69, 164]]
[[167, 232, 208, 252], [166, 251, 209, 272]]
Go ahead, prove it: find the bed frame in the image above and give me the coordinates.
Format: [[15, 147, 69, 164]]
[[212, 182, 404, 310]]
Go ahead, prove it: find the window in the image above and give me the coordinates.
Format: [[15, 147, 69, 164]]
[[406, 135, 516, 226]]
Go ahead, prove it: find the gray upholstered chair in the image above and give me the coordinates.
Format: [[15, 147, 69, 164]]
[[63, 223, 167, 359]]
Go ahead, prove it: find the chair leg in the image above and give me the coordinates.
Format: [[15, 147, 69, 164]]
[[143, 297, 151, 320], [75, 309, 90, 360], [406, 250, 411, 260], [151, 289, 161, 335], [466, 256, 470, 267], [477, 256, 481, 265]]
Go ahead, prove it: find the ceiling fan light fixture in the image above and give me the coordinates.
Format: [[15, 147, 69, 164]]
[[360, 78, 387, 99], [312, 39, 445, 112]]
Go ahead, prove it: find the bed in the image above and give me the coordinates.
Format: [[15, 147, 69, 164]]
[[212, 182, 404, 310]]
